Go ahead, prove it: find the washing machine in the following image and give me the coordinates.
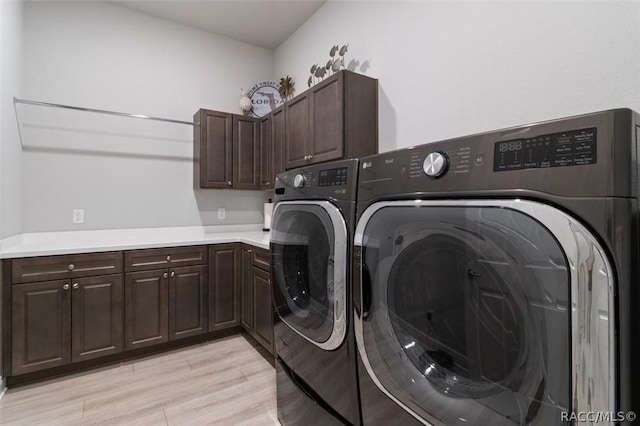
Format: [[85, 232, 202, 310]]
[[353, 109, 639, 425], [271, 158, 361, 425]]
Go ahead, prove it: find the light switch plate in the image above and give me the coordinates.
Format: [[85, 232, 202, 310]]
[[218, 208, 226, 220]]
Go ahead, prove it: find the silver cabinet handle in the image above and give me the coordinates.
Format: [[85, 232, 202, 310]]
[[166, 255, 171, 262], [170, 271, 176, 278], [68, 264, 75, 271], [227, 181, 232, 186], [63, 283, 70, 290], [73, 283, 79, 290], [163, 272, 168, 279]]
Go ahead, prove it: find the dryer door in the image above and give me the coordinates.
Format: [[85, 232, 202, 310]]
[[271, 200, 347, 350], [354, 199, 615, 425]]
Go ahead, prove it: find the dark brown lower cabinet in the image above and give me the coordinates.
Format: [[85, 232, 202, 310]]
[[72, 275, 124, 362], [240, 246, 274, 354], [240, 247, 253, 331], [209, 245, 240, 332], [5, 243, 265, 381], [252, 267, 273, 352], [169, 265, 207, 340], [124, 270, 168, 350], [125, 264, 207, 350], [12, 274, 123, 375], [12, 280, 71, 375]]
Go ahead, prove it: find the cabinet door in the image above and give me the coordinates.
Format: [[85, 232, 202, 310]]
[[12, 280, 71, 375], [272, 105, 286, 180], [309, 72, 344, 164], [285, 92, 311, 170], [72, 274, 123, 363], [209, 244, 240, 332], [194, 109, 233, 189], [124, 270, 168, 350], [233, 115, 260, 190], [169, 265, 207, 340], [259, 114, 273, 190], [252, 267, 274, 354], [240, 248, 253, 332]]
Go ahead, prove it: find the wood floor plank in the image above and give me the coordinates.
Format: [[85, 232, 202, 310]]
[[0, 400, 85, 425], [0, 335, 277, 425], [165, 372, 276, 425], [0, 365, 136, 422]]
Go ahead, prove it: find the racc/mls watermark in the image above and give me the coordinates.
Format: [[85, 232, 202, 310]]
[[561, 411, 636, 422]]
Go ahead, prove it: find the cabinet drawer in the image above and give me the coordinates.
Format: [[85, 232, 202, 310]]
[[251, 247, 270, 271], [125, 246, 207, 272], [12, 252, 123, 284]]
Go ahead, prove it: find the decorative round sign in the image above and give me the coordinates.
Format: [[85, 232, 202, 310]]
[[247, 80, 283, 118]]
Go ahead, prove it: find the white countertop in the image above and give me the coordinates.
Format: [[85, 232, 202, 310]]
[[0, 224, 271, 259]]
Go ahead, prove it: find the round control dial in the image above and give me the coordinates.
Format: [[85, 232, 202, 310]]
[[423, 151, 448, 178], [293, 173, 306, 188]]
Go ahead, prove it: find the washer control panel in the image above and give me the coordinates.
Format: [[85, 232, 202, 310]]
[[273, 159, 358, 201]]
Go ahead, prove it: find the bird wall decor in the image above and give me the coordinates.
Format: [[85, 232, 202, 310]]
[[308, 44, 349, 87]]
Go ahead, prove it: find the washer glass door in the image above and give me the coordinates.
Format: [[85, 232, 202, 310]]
[[355, 200, 614, 425], [271, 201, 347, 350]]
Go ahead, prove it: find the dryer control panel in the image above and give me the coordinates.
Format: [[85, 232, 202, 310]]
[[357, 109, 636, 200], [493, 127, 597, 171]]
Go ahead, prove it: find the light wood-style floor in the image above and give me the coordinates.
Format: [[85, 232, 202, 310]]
[[0, 334, 279, 425]]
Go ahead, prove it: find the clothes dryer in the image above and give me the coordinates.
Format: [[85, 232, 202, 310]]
[[354, 109, 639, 425]]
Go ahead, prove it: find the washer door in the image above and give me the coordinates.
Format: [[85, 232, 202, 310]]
[[271, 201, 347, 350], [355, 200, 615, 425]]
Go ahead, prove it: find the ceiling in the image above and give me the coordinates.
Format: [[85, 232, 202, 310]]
[[113, 1, 327, 50]]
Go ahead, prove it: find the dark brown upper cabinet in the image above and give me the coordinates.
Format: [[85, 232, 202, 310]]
[[259, 114, 273, 190], [233, 115, 260, 189], [285, 70, 378, 170], [272, 105, 286, 181], [193, 109, 260, 190], [193, 109, 232, 188]]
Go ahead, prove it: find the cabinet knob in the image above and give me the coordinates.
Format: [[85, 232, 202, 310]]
[[163, 272, 168, 279], [171, 271, 175, 278], [68, 264, 75, 271], [266, 182, 270, 186], [227, 181, 232, 186], [166, 255, 171, 262], [247, 249, 252, 253], [63, 283, 70, 290], [73, 283, 79, 290], [308, 155, 313, 160]]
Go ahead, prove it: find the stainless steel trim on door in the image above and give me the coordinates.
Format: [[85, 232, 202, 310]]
[[271, 200, 348, 351], [354, 199, 616, 425]]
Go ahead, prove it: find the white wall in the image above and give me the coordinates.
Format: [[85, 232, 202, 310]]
[[0, 0, 24, 238], [20, 1, 272, 232], [275, 1, 640, 153]]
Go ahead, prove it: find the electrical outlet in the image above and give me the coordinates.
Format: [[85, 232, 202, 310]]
[[72, 209, 85, 224], [218, 208, 226, 220]]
